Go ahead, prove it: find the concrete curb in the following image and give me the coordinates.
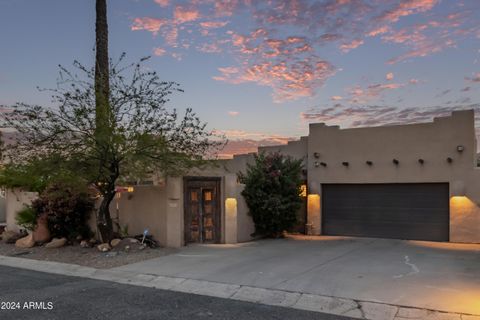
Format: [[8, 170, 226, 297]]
[[1, 255, 479, 320]]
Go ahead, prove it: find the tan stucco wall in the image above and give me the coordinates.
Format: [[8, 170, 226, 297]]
[[111, 185, 168, 246], [5, 189, 38, 232]]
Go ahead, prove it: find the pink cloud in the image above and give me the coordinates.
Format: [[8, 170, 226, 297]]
[[228, 111, 240, 116], [386, 72, 394, 80], [199, 21, 228, 29], [153, 47, 166, 56], [375, 0, 439, 24], [174, 6, 200, 24], [131, 17, 167, 35], [331, 96, 343, 101], [466, 72, 480, 83], [301, 103, 480, 129], [154, 0, 169, 8], [340, 39, 364, 53]]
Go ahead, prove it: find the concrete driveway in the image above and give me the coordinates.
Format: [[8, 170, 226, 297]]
[[114, 236, 480, 315]]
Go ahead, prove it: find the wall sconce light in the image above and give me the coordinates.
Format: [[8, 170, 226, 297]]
[[342, 161, 349, 167], [313, 152, 320, 159], [127, 186, 134, 193], [320, 162, 327, 167], [366, 161, 373, 166], [456, 145, 464, 153], [447, 157, 453, 164], [314, 161, 320, 167], [393, 159, 399, 165], [418, 159, 424, 165], [301, 169, 308, 176]]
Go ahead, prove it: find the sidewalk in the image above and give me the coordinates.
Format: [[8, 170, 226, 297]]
[[1, 254, 479, 320]]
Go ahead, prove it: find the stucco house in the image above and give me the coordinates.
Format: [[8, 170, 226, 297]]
[[6, 110, 480, 246]]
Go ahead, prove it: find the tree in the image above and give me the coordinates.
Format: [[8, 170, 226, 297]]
[[238, 152, 303, 238], [0, 57, 224, 242]]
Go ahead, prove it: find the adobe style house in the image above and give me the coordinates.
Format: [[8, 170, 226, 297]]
[[5, 110, 480, 246]]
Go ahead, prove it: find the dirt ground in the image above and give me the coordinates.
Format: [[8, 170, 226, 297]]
[[0, 242, 178, 269]]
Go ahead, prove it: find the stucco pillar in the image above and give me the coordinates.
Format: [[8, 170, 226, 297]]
[[224, 174, 238, 244], [165, 177, 183, 248], [307, 181, 321, 235]]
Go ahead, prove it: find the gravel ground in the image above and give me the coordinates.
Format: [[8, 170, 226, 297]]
[[0, 242, 177, 269]]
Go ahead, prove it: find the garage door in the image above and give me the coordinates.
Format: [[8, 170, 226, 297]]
[[322, 183, 449, 241]]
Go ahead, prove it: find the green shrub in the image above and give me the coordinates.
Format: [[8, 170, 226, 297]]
[[15, 206, 38, 231], [238, 152, 303, 238], [31, 182, 94, 240]]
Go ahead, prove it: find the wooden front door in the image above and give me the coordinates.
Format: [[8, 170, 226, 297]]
[[184, 178, 221, 244]]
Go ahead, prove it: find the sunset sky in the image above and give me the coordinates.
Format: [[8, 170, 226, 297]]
[[0, 0, 479, 157]]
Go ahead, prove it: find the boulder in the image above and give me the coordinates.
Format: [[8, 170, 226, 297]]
[[32, 214, 50, 244], [15, 233, 35, 248], [97, 243, 111, 252], [80, 240, 92, 248], [2, 230, 23, 244], [110, 238, 121, 247], [45, 237, 67, 249]]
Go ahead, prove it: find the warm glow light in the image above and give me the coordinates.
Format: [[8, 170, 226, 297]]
[[127, 186, 134, 193], [300, 184, 307, 197], [226, 198, 237, 210], [450, 196, 473, 209]]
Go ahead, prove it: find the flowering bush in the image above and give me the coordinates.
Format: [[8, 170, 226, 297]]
[[31, 182, 94, 240], [238, 152, 303, 237]]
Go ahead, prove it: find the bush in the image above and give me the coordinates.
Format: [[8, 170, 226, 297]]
[[15, 206, 38, 231], [31, 182, 94, 240], [239, 152, 303, 237]]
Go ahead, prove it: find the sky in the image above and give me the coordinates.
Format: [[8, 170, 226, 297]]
[[0, 0, 479, 158]]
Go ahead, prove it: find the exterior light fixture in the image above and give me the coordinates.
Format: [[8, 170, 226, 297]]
[[366, 161, 373, 166], [314, 161, 320, 167], [418, 159, 424, 164], [342, 161, 349, 167], [393, 159, 399, 165], [320, 162, 327, 167], [447, 157, 453, 163], [313, 152, 320, 158], [127, 186, 134, 193], [301, 169, 308, 176], [456, 145, 464, 153]]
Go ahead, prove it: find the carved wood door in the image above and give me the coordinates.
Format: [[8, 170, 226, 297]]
[[184, 178, 221, 244]]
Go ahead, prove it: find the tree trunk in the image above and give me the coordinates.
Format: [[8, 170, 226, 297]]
[[95, 0, 110, 131], [94, 0, 113, 242], [97, 190, 115, 243]]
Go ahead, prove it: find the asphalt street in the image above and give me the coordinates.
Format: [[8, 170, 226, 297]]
[[0, 265, 353, 320]]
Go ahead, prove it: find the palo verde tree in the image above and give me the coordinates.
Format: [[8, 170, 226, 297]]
[[0, 57, 224, 242], [0, 0, 224, 242], [238, 152, 304, 238]]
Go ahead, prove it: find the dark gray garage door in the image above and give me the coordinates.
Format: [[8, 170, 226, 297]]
[[322, 183, 449, 241]]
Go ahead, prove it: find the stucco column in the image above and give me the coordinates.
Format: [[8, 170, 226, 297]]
[[307, 181, 321, 235], [165, 177, 183, 248], [224, 174, 238, 244]]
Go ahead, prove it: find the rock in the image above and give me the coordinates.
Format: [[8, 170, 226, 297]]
[[45, 237, 67, 249], [97, 243, 111, 252], [2, 230, 23, 244], [128, 238, 139, 244], [80, 240, 92, 248], [32, 214, 50, 244], [15, 233, 35, 248], [110, 238, 121, 247], [124, 245, 130, 252]]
